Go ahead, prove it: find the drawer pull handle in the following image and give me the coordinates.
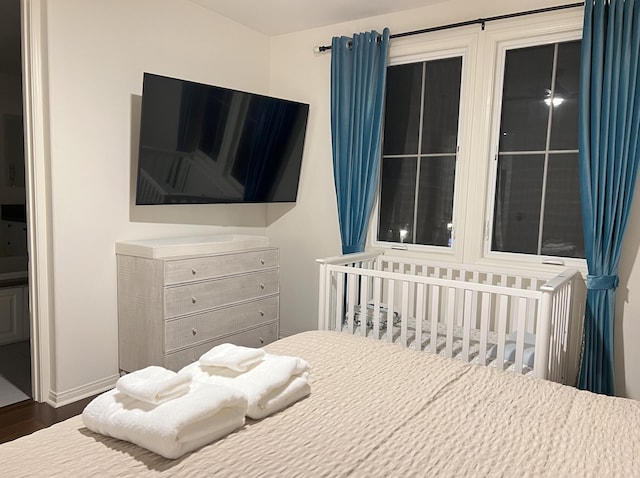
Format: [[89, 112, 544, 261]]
[[191, 268, 197, 275], [259, 337, 265, 344], [259, 283, 265, 290], [192, 328, 197, 336], [191, 297, 197, 304]]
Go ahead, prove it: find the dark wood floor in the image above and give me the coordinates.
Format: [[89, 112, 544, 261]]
[[0, 396, 96, 444]]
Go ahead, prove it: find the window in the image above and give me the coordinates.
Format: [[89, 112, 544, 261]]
[[373, 11, 584, 267], [491, 40, 584, 258], [378, 57, 462, 247]]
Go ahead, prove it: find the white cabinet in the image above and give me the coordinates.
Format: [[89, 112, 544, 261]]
[[116, 237, 280, 372], [0, 285, 27, 345], [0, 221, 28, 257]]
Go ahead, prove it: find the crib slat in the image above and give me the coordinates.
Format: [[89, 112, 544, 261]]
[[527, 278, 539, 334], [445, 288, 456, 358], [372, 276, 382, 339], [359, 274, 369, 338], [430, 285, 440, 354], [462, 289, 472, 362], [548, 291, 557, 381], [415, 283, 425, 351], [455, 273, 465, 327], [511, 276, 523, 332], [558, 292, 565, 382], [479, 292, 491, 366], [552, 285, 569, 382], [560, 284, 571, 381], [558, 287, 567, 381], [400, 282, 410, 347], [547, 295, 555, 381], [471, 272, 480, 329], [514, 297, 527, 374], [470, 288, 479, 335], [496, 295, 509, 371], [346, 273, 357, 335], [408, 263, 416, 320], [335, 272, 345, 332], [386, 280, 395, 343]]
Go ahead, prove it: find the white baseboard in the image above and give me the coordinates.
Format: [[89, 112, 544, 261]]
[[47, 374, 118, 408]]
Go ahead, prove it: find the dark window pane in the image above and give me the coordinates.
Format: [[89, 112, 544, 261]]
[[492, 154, 545, 254], [549, 41, 581, 150], [421, 57, 462, 154], [380, 57, 462, 248], [416, 157, 455, 246], [541, 153, 584, 257], [499, 45, 554, 152], [377, 157, 417, 243], [383, 64, 422, 155]]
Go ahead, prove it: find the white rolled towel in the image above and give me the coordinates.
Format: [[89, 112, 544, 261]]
[[82, 382, 247, 459], [199, 343, 266, 372], [116, 365, 191, 404], [180, 353, 310, 420]]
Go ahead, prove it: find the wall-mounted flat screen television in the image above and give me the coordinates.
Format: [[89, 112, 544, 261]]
[[135, 73, 309, 205]]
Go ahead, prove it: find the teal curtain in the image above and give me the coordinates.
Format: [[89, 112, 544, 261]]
[[578, 0, 640, 395], [331, 28, 390, 254]]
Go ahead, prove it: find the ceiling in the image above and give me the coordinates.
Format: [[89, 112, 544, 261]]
[[0, 0, 449, 76], [189, 0, 449, 36]]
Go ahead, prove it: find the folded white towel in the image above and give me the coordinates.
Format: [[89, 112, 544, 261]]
[[199, 343, 266, 372], [82, 382, 247, 459], [115, 366, 191, 404], [180, 353, 310, 420], [252, 373, 310, 419]]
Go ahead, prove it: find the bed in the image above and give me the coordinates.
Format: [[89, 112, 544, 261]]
[[1, 330, 639, 476], [318, 252, 587, 384]]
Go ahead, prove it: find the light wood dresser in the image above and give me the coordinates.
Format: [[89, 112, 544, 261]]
[[116, 235, 279, 372]]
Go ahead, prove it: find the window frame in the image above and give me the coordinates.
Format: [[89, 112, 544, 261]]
[[369, 9, 586, 275], [370, 29, 479, 264], [481, 17, 584, 269]]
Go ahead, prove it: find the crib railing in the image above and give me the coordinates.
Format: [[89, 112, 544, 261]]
[[317, 252, 586, 385]]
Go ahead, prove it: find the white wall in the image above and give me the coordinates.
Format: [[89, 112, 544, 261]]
[[43, 0, 272, 401], [267, 0, 640, 400], [38, 0, 640, 402]]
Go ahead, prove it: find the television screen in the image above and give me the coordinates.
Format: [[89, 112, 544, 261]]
[[135, 73, 309, 205]]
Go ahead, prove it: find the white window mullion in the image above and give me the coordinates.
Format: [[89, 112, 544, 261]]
[[412, 62, 427, 245], [537, 43, 560, 255]]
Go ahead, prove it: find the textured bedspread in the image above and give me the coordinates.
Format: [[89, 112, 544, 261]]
[[2, 330, 639, 476]]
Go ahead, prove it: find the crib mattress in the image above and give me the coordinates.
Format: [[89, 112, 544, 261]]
[[1, 330, 639, 476], [341, 318, 536, 375]]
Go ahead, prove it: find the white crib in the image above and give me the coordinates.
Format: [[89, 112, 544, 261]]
[[317, 252, 586, 385]]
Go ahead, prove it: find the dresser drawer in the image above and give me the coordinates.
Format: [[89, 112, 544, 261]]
[[164, 249, 279, 285], [164, 321, 279, 371], [164, 296, 279, 352], [164, 269, 279, 318]]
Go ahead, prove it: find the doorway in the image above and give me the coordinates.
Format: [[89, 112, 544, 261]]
[[0, 0, 31, 408]]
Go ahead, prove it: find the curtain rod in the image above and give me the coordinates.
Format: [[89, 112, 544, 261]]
[[313, 2, 585, 53]]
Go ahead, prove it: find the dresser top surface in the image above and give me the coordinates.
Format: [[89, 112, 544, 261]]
[[115, 234, 270, 259]]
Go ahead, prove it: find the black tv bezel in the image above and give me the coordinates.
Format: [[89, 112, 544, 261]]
[[135, 72, 309, 206]]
